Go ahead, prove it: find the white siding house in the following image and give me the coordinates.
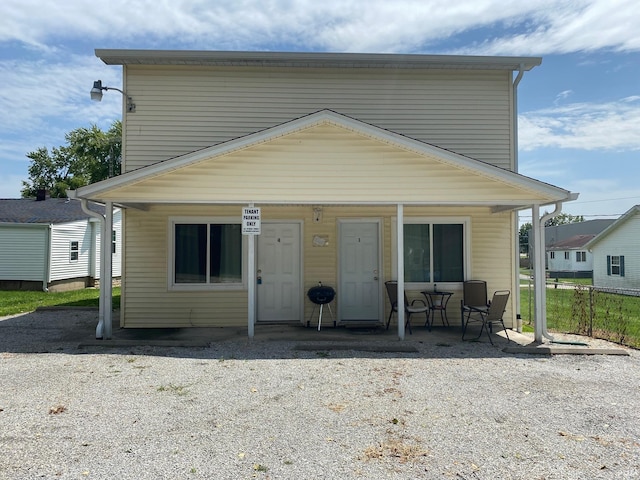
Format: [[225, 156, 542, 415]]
[[586, 206, 640, 290], [73, 50, 577, 340], [0, 198, 121, 291], [546, 234, 595, 279]]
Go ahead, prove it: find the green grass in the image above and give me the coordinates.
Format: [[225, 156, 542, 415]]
[[520, 285, 640, 348], [0, 287, 120, 317]]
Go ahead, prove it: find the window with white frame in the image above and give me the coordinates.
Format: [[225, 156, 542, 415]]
[[564, 251, 570, 260], [550, 251, 555, 259], [70, 241, 79, 262], [112, 230, 117, 254], [398, 220, 466, 283], [171, 219, 243, 288], [576, 251, 586, 262]]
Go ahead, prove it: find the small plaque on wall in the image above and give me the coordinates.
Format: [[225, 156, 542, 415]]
[[312, 235, 329, 247]]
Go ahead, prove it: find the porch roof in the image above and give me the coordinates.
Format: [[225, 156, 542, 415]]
[[72, 110, 576, 209]]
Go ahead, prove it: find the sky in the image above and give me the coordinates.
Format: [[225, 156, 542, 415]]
[[1, 0, 639, 223]]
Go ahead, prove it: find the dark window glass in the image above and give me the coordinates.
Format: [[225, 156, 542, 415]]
[[403, 223, 464, 283], [175, 224, 206, 283]]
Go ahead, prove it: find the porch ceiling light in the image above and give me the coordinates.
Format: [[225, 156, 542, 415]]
[[91, 80, 136, 112]]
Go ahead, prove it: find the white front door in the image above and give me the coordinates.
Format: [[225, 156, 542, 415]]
[[257, 223, 302, 322], [339, 221, 381, 322]]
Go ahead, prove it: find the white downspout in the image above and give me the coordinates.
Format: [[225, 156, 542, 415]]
[[42, 224, 52, 292], [397, 203, 405, 340], [75, 196, 107, 339], [512, 64, 525, 332], [532, 201, 563, 343], [103, 202, 113, 339]]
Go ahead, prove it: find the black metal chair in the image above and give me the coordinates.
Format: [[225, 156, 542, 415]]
[[462, 290, 511, 344], [385, 281, 429, 334], [460, 280, 488, 330]]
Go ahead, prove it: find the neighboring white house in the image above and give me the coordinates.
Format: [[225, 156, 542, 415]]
[[547, 234, 595, 279], [585, 205, 640, 291], [0, 197, 121, 292]]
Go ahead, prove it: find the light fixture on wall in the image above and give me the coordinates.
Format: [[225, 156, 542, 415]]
[[91, 80, 136, 112], [313, 206, 323, 223]]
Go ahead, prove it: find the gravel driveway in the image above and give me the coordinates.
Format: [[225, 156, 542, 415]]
[[1, 309, 639, 479]]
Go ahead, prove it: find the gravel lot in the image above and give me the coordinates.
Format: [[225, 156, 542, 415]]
[[1, 309, 639, 479]]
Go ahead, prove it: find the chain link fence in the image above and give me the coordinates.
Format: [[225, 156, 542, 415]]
[[520, 280, 640, 349]]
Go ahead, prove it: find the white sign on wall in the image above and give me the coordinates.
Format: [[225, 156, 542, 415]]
[[242, 207, 261, 235]]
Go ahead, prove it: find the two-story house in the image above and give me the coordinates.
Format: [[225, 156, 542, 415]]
[[71, 50, 576, 340]]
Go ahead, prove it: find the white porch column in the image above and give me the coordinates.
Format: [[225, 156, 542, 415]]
[[531, 204, 546, 343], [248, 233, 256, 339], [397, 203, 405, 340], [103, 202, 113, 339]]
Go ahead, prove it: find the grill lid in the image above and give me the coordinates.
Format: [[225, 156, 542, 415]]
[[307, 285, 335, 305]]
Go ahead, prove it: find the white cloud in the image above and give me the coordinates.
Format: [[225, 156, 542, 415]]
[[0, 55, 121, 135], [1, 0, 638, 54], [519, 97, 640, 151], [464, 0, 640, 55]]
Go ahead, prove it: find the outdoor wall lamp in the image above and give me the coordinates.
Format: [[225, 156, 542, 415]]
[[90, 80, 136, 112]]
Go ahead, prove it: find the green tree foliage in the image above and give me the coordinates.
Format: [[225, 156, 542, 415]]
[[519, 222, 532, 253], [544, 212, 585, 227], [21, 121, 121, 198]]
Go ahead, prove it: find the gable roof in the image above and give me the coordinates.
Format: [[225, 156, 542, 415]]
[[584, 205, 640, 249], [96, 49, 542, 72], [548, 234, 596, 250], [72, 110, 575, 208], [0, 198, 106, 224]]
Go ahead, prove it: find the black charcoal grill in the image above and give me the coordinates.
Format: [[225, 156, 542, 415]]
[[307, 282, 336, 330]]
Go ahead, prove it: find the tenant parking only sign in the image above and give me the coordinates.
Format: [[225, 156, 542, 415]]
[[242, 207, 261, 235]]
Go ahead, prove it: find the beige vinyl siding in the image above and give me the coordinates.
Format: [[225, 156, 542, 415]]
[[104, 124, 538, 205], [121, 204, 515, 328], [123, 205, 247, 327], [0, 225, 48, 281], [399, 206, 515, 326], [123, 66, 513, 172]]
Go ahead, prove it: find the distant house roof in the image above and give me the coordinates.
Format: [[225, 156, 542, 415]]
[[584, 205, 640, 249], [539, 219, 615, 247], [548, 234, 596, 250], [0, 198, 105, 224]]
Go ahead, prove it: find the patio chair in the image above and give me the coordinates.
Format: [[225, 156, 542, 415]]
[[462, 290, 511, 344], [460, 280, 488, 328], [385, 281, 430, 334]]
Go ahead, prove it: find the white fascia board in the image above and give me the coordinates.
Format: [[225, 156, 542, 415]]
[[96, 49, 542, 71]]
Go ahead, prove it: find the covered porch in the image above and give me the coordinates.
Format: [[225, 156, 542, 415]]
[[70, 110, 577, 343]]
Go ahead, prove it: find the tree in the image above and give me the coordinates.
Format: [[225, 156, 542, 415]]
[[519, 222, 532, 254], [21, 121, 122, 198], [544, 212, 584, 227]]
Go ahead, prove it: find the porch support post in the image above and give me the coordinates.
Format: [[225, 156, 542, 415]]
[[531, 204, 545, 343], [397, 203, 405, 340], [103, 201, 113, 340], [247, 216, 256, 339]]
